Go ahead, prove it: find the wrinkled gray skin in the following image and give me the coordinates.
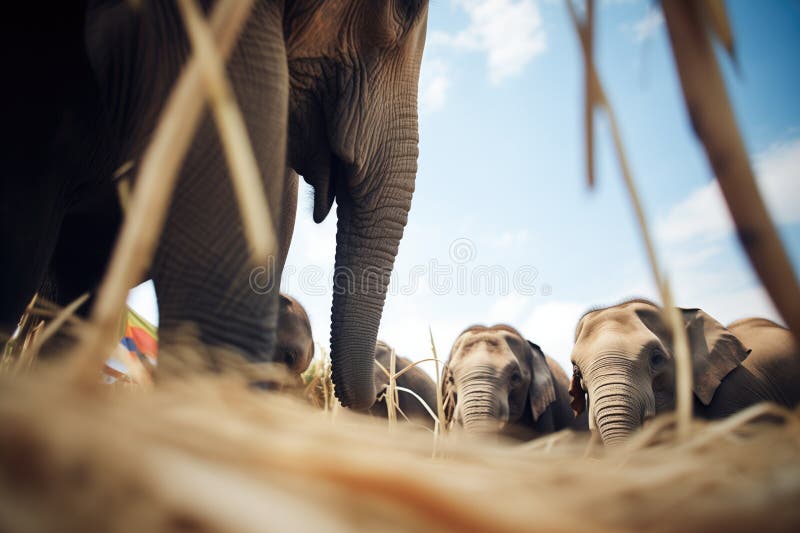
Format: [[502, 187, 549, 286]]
[[443, 325, 583, 440], [1, 1, 428, 410], [570, 299, 800, 445], [275, 293, 314, 383], [369, 341, 438, 429]]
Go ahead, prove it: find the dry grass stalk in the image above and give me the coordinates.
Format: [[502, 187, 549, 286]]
[[661, 0, 800, 342], [394, 386, 439, 426], [386, 348, 398, 428], [429, 327, 445, 456], [584, 0, 595, 188], [566, 0, 693, 439], [2, 295, 88, 375], [84, 0, 257, 380], [26, 293, 89, 361], [1, 294, 39, 362], [302, 345, 335, 412], [0, 372, 797, 532], [700, 0, 735, 60], [374, 359, 440, 430], [176, 0, 275, 261]]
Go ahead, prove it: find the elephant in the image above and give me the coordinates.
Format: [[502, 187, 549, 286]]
[[1, 1, 429, 410], [442, 325, 585, 440], [368, 341, 438, 429], [275, 293, 314, 382], [569, 299, 800, 445]]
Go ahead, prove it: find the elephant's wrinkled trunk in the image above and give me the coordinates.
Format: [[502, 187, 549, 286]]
[[459, 375, 507, 434], [587, 356, 652, 446], [329, 170, 415, 410]]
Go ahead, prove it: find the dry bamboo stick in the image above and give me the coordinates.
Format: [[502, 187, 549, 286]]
[[662, 0, 800, 342]]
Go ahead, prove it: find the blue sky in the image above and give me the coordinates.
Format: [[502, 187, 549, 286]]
[[129, 0, 800, 377]]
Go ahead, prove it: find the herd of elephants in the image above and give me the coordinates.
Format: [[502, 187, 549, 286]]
[[1, 1, 798, 446]]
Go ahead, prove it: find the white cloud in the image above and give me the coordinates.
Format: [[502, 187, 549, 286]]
[[520, 300, 589, 374], [495, 228, 530, 248], [418, 58, 451, 116], [487, 292, 531, 324], [696, 285, 781, 326], [752, 138, 800, 225], [436, 0, 547, 84], [657, 138, 800, 246], [632, 5, 663, 42], [667, 244, 725, 270]]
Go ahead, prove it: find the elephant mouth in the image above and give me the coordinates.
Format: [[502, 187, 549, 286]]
[[294, 150, 339, 224]]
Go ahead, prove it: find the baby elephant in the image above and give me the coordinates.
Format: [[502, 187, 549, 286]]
[[275, 293, 315, 383], [443, 325, 583, 440], [569, 299, 800, 445], [369, 341, 438, 429]]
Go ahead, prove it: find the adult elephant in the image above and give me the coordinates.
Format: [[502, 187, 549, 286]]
[[443, 325, 583, 440], [569, 299, 800, 445], [0, 1, 428, 410]]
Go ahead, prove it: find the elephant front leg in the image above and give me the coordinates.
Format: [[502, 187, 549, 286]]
[[151, 110, 284, 375], [149, 3, 288, 376]]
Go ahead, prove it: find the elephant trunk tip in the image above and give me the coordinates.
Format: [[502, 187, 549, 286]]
[[331, 358, 377, 411]]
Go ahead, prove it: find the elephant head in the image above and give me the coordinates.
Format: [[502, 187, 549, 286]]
[[569, 299, 750, 445], [275, 293, 314, 381], [283, 1, 429, 409], [443, 325, 558, 437]]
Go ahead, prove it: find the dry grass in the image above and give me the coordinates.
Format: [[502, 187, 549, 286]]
[[0, 367, 797, 532]]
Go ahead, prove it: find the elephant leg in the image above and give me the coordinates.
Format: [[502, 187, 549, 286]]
[[36, 183, 123, 357], [0, 181, 65, 339], [46, 182, 123, 316], [150, 2, 288, 373], [1, 0, 103, 342]]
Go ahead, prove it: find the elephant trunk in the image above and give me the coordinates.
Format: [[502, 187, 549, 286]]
[[329, 171, 415, 410], [587, 357, 651, 446], [459, 374, 507, 434]]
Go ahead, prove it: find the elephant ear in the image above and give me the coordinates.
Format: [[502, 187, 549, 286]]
[[568, 373, 586, 417], [441, 365, 456, 428], [527, 341, 557, 422], [681, 308, 750, 405]]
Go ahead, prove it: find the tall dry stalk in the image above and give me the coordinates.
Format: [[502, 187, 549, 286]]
[[386, 347, 398, 429], [566, 0, 693, 439], [82, 0, 258, 375], [429, 327, 445, 437], [661, 0, 800, 342]]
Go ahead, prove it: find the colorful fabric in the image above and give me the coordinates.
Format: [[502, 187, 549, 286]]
[[118, 306, 158, 365]]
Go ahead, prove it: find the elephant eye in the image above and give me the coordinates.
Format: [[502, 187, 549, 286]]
[[649, 350, 666, 370], [572, 364, 586, 391], [510, 370, 522, 386], [283, 351, 297, 367]]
